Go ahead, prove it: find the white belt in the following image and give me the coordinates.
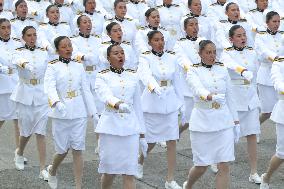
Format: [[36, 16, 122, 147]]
[[63, 90, 81, 99], [85, 65, 96, 72], [260, 63, 271, 67], [159, 80, 172, 87], [20, 78, 43, 85], [194, 101, 222, 109], [231, 79, 250, 85]]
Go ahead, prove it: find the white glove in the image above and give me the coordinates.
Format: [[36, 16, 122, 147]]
[[0, 66, 9, 74], [242, 70, 253, 81], [119, 103, 131, 113], [233, 124, 241, 143], [212, 94, 226, 105], [25, 63, 34, 73], [140, 138, 148, 158], [56, 102, 67, 117]]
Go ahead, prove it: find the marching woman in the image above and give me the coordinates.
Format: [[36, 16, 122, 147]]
[[260, 57, 284, 189], [137, 30, 184, 189], [183, 40, 239, 189], [11, 26, 49, 180], [44, 36, 96, 189], [0, 18, 22, 152], [220, 25, 261, 184], [254, 11, 284, 127], [94, 44, 147, 189]]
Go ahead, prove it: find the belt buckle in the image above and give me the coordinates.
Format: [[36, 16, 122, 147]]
[[30, 79, 38, 85], [212, 102, 220, 109], [85, 65, 94, 71], [67, 90, 76, 98], [244, 79, 250, 85], [160, 80, 168, 87]]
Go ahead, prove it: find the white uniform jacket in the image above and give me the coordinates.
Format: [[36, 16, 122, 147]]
[[271, 57, 284, 124], [11, 46, 48, 106], [0, 38, 22, 94], [71, 34, 102, 90], [174, 37, 203, 97], [135, 25, 175, 54], [26, 0, 51, 22], [10, 17, 38, 38], [126, 1, 149, 26], [254, 30, 284, 86], [187, 62, 238, 132], [0, 10, 14, 20], [137, 51, 184, 114], [235, 0, 256, 14], [206, 2, 227, 23], [246, 8, 267, 31], [44, 58, 96, 119], [95, 68, 146, 136], [220, 46, 260, 111]]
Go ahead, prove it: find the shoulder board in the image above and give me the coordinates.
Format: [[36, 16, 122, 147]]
[[76, 11, 83, 15], [15, 47, 25, 51], [99, 69, 110, 74], [36, 47, 47, 51], [125, 17, 133, 21], [201, 14, 207, 17], [192, 63, 202, 67], [70, 35, 79, 38], [210, 2, 218, 6], [166, 50, 175, 55], [91, 34, 100, 38], [156, 5, 163, 9], [39, 22, 48, 26], [102, 41, 111, 45], [179, 38, 186, 41], [279, 31, 284, 34], [48, 59, 59, 64], [158, 26, 166, 30], [245, 46, 253, 50], [95, 10, 101, 14], [71, 59, 81, 63], [249, 8, 257, 13], [142, 51, 151, 55], [215, 62, 224, 66], [62, 3, 71, 7], [10, 18, 16, 22], [122, 41, 130, 45], [274, 57, 284, 62], [60, 22, 68, 25], [12, 37, 21, 42], [125, 69, 136, 73], [225, 47, 234, 51], [239, 18, 247, 22], [173, 4, 179, 7], [137, 26, 145, 30], [220, 20, 228, 23], [105, 17, 114, 21], [257, 31, 267, 34], [27, 17, 34, 20]]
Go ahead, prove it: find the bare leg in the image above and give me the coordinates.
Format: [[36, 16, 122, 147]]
[[185, 166, 207, 189], [138, 143, 156, 165], [101, 174, 115, 189], [49, 152, 68, 176], [246, 134, 258, 174], [122, 175, 135, 189], [216, 162, 230, 189], [72, 150, 83, 189], [17, 136, 31, 156], [13, 120, 20, 148], [259, 113, 271, 125], [0, 120, 4, 129], [263, 155, 284, 183], [166, 140, 177, 182], [36, 134, 46, 170]]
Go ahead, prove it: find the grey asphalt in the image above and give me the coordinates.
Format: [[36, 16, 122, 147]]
[[1, 119, 284, 189]]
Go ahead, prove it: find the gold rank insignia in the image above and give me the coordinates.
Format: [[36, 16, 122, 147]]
[[279, 31, 284, 34], [37, 47, 47, 51], [192, 63, 202, 67], [179, 38, 187, 41], [125, 69, 137, 73], [102, 41, 111, 45], [137, 26, 145, 30], [245, 46, 253, 50], [125, 17, 133, 21], [48, 59, 59, 64], [210, 2, 218, 6], [239, 18, 247, 22], [99, 69, 110, 74], [12, 37, 21, 42], [15, 47, 25, 51], [274, 57, 284, 62], [39, 22, 48, 26], [249, 8, 257, 12], [166, 50, 176, 55], [220, 20, 228, 23], [225, 47, 234, 51], [122, 41, 131, 45], [215, 62, 224, 66], [257, 31, 267, 34], [142, 51, 151, 55], [70, 35, 78, 38]]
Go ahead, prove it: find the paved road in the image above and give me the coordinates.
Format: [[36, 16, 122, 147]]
[[1, 119, 284, 189]]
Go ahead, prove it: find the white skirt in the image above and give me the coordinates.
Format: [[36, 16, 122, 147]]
[[258, 84, 278, 113], [17, 103, 49, 137], [238, 108, 261, 137], [98, 134, 139, 175], [276, 123, 284, 159], [190, 128, 235, 166], [144, 111, 179, 143], [52, 118, 87, 154], [0, 94, 17, 121], [184, 96, 194, 122]]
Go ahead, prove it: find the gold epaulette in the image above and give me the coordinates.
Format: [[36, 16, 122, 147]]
[[274, 57, 284, 62], [10, 18, 16, 22], [215, 62, 224, 66], [12, 37, 21, 42], [239, 18, 247, 22], [279, 31, 284, 34], [77, 11, 83, 15], [125, 17, 133, 21], [125, 69, 136, 73], [48, 59, 59, 64], [225, 47, 234, 51], [220, 20, 228, 23], [99, 69, 110, 74], [137, 26, 145, 30], [122, 41, 130, 45], [192, 63, 201, 67], [179, 38, 186, 41], [39, 22, 48, 26], [257, 31, 267, 34], [37, 47, 47, 51], [91, 34, 100, 38], [166, 50, 175, 55], [102, 41, 111, 45], [142, 51, 151, 55], [70, 35, 78, 38], [62, 3, 71, 7], [15, 47, 25, 51], [245, 46, 253, 50], [249, 8, 257, 13]]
